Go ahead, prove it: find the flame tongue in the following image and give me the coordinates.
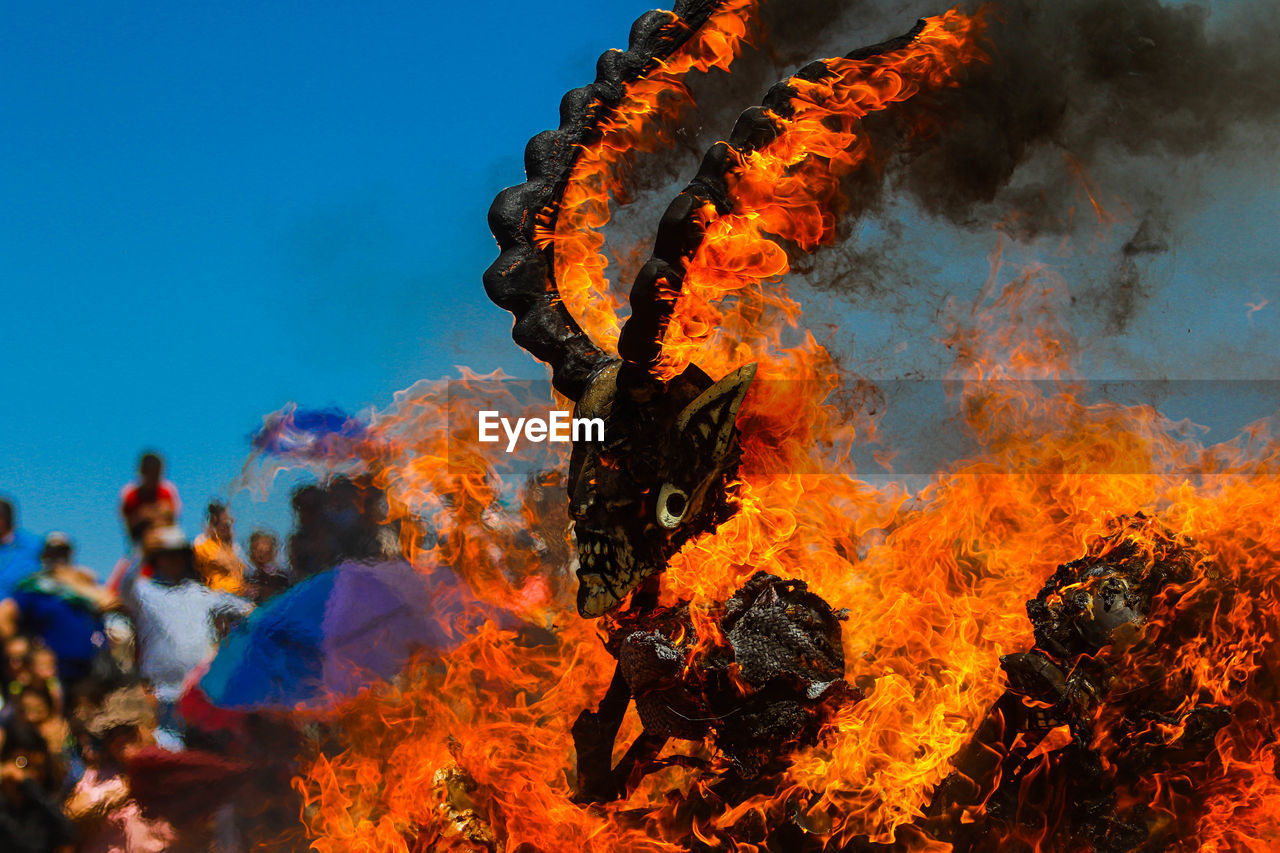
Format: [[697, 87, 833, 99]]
[[294, 5, 1280, 851], [657, 9, 988, 385], [550, 0, 759, 355]]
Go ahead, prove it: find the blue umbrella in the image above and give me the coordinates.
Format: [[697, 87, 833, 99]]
[[250, 406, 369, 458], [188, 560, 472, 712]]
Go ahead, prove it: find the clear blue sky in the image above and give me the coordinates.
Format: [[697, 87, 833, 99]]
[[1, 0, 658, 574], [3, 1, 1275, 575]]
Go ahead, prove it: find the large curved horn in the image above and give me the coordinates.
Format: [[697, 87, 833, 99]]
[[615, 21, 929, 392], [484, 1, 735, 401]]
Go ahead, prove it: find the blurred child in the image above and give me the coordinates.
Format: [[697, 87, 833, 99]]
[[66, 686, 175, 852], [0, 721, 76, 851], [30, 644, 63, 715], [246, 530, 291, 603], [15, 681, 77, 793], [4, 634, 33, 698]]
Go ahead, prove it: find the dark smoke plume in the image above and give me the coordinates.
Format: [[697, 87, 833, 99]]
[[890, 0, 1280, 229], [789, 0, 1279, 377], [582, 0, 1277, 390]]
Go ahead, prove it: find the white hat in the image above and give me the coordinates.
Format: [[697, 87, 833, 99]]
[[145, 525, 191, 554]]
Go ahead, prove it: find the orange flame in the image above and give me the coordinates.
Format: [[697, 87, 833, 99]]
[[547, 0, 758, 354], [657, 9, 987, 383], [291, 7, 1280, 851]]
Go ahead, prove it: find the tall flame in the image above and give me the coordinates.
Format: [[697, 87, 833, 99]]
[[290, 6, 1280, 851], [547, 0, 758, 354]]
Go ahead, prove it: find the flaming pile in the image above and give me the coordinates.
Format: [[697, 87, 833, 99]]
[[285, 2, 1280, 851]]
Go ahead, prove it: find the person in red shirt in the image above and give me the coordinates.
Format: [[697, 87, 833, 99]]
[[119, 453, 182, 545], [108, 453, 184, 594]]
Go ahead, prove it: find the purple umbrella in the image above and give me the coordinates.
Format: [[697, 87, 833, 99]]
[[189, 559, 486, 712]]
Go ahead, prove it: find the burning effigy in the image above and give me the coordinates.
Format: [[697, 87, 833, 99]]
[[266, 1, 1280, 851]]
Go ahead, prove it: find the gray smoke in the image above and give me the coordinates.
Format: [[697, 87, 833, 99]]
[[889, 0, 1280, 228], [593, 0, 1278, 393], [790, 0, 1279, 381]]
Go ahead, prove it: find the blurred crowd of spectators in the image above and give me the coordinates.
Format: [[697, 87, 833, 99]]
[[0, 452, 357, 852]]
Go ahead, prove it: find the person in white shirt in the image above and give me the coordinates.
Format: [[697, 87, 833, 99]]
[[118, 526, 252, 749]]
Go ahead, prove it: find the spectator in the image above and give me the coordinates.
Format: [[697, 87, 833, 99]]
[[28, 646, 63, 715], [287, 485, 331, 581], [246, 530, 291, 603], [119, 744, 251, 849], [328, 475, 398, 562], [118, 453, 181, 546], [65, 685, 176, 852], [118, 526, 252, 749], [193, 502, 247, 595], [0, 499, 43, 601], [64, 677, 111, 755], [4, 634, 34, 700], [0, 722, 76, 852], [0, 533, 119, 686], [107, 453, 182, 596], [36, 533, 107, 598], [14, 682, 72, 786], [287, 476, 400, 581]]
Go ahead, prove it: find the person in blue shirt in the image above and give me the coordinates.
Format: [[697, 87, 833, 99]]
[[0, 533, 120, 685], [0, 499, 42, 600]]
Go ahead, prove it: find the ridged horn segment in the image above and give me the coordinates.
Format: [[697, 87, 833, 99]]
[[484, 0, 733, 401], [615, 19, 929, 390]]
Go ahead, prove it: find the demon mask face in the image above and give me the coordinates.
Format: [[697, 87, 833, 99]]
[[567, 361, 756, 617]]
